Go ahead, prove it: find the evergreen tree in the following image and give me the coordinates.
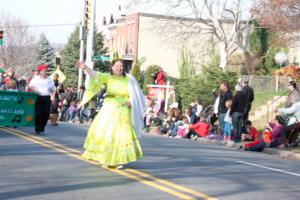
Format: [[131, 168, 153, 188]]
[[143, 64, 162, 93], [61, 26, 107, 87], [35, 33, 55, 72], [173, 56, 237, 110], [178, 48, 195, 79], [247, 21, 288, 75], [131, 57, 145, 88], [93, 30, 109, 72], [61, 27, 80, 87]]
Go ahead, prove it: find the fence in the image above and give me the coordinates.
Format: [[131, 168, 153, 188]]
[[240, 75, 290, 92]]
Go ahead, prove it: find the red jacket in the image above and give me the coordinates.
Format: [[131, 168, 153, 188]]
[[248, 126, 259, 141], [189, 122, 210, 137], [155, 71, 165, 85]]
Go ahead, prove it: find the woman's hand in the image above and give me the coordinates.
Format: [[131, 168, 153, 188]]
[[76, 60, 95, 76], [76, 61, 86, 70]]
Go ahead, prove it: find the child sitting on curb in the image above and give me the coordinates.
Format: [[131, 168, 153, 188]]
[[268, 115, 284, 147], [241, 120, 264, 151], [241, 120, 259, 141], [188, 116, 210, 140], [176, 116, 190, 138]]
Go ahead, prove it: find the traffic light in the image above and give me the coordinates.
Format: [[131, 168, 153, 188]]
[[0, 30, 3, 46], [85, 0, 92, 31], [55, 57, 61, 66]]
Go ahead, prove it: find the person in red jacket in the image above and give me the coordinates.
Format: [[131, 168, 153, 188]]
[[241, 120, 259, 141], [242, 120, 269, 151], [189, 117, 210, 138], [155, 69, 165, 85]]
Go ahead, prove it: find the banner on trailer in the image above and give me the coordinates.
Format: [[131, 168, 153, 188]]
[[0, 91, 37, 127]]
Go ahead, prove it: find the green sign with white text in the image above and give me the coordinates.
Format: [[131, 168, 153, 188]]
[[0, 91, 37, 127], [92, 55, 110, 61]]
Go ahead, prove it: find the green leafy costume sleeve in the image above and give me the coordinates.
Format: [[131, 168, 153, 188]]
[[80, 72, 110, 106]]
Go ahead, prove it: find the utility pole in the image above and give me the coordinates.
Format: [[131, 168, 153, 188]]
[[84, 0, 96, 88], [78, 0, 87, 90]]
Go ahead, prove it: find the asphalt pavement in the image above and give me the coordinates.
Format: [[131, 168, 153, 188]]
[[0, 122, 299, 200]]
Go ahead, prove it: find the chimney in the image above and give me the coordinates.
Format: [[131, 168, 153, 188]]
[[110, 14, 114, 24], [103, 16, 106, 25], [118, 5, 126, 17]]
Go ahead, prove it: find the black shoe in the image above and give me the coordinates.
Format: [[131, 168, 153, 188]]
[[35, 130, 44, 134]]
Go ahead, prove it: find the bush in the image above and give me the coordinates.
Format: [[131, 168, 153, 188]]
[[143, 64, 163, 92], [131, 57, 145, 89], [143, 56, 237, 112], [171, 60, 237, 111]]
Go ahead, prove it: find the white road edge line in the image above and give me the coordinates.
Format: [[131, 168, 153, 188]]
[[236, 161, 300, 177]]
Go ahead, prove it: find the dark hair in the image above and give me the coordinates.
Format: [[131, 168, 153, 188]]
[[275, 115, 286, 125], [221, 80, 231, 92], [20, 79, 26, 84], [79, 85, 85, 90], [265, 127, 271, 132], [110, 59, 126, 76], [185, 106, 192, 115], [289, 81, 298, 90], [245, 120, 252, 126]]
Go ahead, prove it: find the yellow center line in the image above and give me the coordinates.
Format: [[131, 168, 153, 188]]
[[0, 127, 84, 161], [125, 169, 217, 200], [1, 127, 217, 200], [0, 128, 196, 199], [6, 127, 81, 155]]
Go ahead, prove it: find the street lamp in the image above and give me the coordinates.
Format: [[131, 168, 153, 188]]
[[275, 51, 287, 68]]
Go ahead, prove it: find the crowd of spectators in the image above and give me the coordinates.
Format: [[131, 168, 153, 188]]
[[0, 67, 105, 126], [2, 66, 300, 150], [144, 78, 300, 151]]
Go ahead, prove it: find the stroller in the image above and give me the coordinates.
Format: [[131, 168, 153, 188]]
[[201, 105, 217, 124], [201, 105, 219, 135]]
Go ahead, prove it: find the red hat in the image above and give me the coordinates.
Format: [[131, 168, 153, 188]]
[[37, 64, 48, 72]]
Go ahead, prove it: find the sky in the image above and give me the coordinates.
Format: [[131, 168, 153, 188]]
[[0, 0, 253, 45], [0, 0, 133, 44]]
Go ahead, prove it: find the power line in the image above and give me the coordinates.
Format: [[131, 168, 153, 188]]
[[0, 23, 80, 28]]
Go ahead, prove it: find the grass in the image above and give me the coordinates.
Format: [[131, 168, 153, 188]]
[[252, 113, 268, 132], [250, 91, 285, 115], [251, 91, 286, 131]]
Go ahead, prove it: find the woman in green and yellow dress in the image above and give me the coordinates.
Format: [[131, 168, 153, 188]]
[[78, 59, 145, 169]]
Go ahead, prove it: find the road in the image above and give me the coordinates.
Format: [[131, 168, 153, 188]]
[[0, 123, 299, 200]]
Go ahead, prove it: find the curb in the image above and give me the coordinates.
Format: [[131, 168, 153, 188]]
[[150, 132, 300, 160], [262, 148, 300, 160], [196, 137, 300, 160]]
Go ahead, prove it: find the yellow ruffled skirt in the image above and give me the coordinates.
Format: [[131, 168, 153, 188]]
[[82, 98, 143, 165]]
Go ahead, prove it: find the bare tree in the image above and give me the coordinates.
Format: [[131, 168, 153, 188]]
[[0, 12, 37, 78], [252, 0, 300, 33], [129, 0, 253, 71]]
